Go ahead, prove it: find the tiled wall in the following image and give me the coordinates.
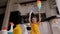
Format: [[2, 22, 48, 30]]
[[0, 1, 57, 17], [10, 1, 57, 18]]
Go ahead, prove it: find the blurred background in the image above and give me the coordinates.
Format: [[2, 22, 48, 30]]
[[0, 0, 60, 34]]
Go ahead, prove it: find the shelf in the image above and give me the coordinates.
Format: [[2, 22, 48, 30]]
[[41, 16, 56, 22]]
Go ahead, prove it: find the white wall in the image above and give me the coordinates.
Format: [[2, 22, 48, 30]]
[[45, 1, 57, 18], [40, 22, 51, 34], [50, 19, 60, 34], [56, 0, 60, 14]]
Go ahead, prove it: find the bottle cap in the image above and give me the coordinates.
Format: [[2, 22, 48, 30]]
[[2, 26, 7, 30]]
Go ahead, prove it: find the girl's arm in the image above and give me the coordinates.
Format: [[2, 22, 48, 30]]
[[39, 13, 41, 23], [29, 15, 31, 23], [29, 12, 32, 23], [38, 12, 41, 26]]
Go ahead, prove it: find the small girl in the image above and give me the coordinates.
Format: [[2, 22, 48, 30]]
[[29, 16, 41, 34]]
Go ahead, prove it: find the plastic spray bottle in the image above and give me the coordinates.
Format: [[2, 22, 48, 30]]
[[1, 26, 7, 34], [8, 22, 14, 34]]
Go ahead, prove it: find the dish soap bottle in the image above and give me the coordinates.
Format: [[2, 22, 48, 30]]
[[13, 24, 22, 34]]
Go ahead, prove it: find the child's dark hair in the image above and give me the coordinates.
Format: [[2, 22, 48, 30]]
[[31, 13, 39, 22]]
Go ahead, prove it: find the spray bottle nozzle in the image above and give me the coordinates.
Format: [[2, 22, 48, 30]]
[[10, 22, 14, 25]]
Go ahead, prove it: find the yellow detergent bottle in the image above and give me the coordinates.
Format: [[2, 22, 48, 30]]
[[13, 24, 22, 34]]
